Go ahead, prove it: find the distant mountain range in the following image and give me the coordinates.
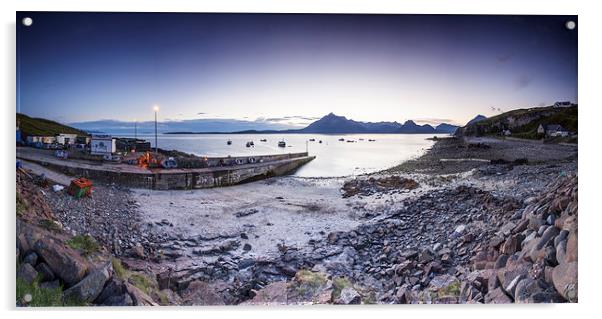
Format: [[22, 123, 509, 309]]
[[64, 112, 472, 135], [166, 113, 461, 135]]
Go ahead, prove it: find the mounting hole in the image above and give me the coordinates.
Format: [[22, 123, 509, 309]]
[[566, 20, 576, 30], [22, 17, 33, 27]]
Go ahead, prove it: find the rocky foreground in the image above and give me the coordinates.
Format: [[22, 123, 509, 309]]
[[16, 137, 578, 306]]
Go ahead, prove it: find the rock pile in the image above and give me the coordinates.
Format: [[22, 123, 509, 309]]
[[342, 176, 419, 198], [249, 173, 578, 304], [471, 174, 578, 303], [16, 171, 160, 307]]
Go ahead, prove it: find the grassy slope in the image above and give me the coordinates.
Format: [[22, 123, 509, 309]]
[[17, 113, 88, 139], [468, 105, 577, 139]]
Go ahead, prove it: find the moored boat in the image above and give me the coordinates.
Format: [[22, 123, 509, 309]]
[[278, 140, 286, 147]]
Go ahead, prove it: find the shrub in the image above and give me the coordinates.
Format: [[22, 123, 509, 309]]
[[66, 235, 100, 256]]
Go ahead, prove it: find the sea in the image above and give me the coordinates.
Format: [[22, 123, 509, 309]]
[[117, 133, 447, 178]]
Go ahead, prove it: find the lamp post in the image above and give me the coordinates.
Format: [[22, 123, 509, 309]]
[[153, 105, 159, 154]]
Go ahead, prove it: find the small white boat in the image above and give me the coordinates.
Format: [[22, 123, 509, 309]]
[[278, 141, 286, 147]]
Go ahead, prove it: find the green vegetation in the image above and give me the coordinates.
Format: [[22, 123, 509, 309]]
[[361, 290, 377, 304], [39, 219, 61, 232], [465, 105, 577, 141], [16, 277, 62, 307], [295, 270, 327, 288], [17, 113, 88, 140], [437, 280, 461, 298], [332, 276, 353, 299], [294, 270, 328, 298], [16, 276, 87, 307], [112, 257, 127, 280], [112, 257, 159, 298], [66, 235, 100, 256], [158, 291, 169, 305], [129, 272, 159, 297], [16, 193, 26, 216]]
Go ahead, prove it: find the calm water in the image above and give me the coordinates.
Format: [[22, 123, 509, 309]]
[[122, 133, 446, 177]]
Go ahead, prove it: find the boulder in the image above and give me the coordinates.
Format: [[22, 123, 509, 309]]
[[454, 224, 467, 235], [335, 287, 361, 304], [565, 230, 577, 263], [125, 282, 159, 306], [17, 263, 38, 284], [35, 262, 55, 282], [501, 234, 525, 255], [494, 255, 509, 269], [102, 294, 134, 306], [552, 261, 578, 302], [529, 227, 560, 262], [428, 274, 460, 298], [23, 252, 38, 266], [514, 278, 561, 303], [63, 262, 112, 304], [484, 287, 512, 303], [180, 281, 225, 306], [33, 238, 89, 286], [95, 277, 127, 305], [243, 281, 288, 305], [497, 262, 531, 297]]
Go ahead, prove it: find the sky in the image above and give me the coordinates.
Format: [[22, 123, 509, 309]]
[[17, 12, 577, 130]]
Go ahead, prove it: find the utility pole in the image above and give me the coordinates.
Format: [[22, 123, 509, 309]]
[[153, 105, 159, 154]]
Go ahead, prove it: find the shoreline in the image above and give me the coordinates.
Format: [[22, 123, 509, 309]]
[[17, 135, 578, 305]]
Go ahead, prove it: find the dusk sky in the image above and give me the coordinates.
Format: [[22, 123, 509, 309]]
[[17, 12, 577, 129]]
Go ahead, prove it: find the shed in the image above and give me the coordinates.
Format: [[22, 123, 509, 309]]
[[90, 134, 116, 155]]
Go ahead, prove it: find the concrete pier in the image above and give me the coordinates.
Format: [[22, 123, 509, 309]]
[[16, 147, 315, 190]]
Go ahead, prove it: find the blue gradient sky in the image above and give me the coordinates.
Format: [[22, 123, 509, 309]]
[[17, 13, 577, 128]]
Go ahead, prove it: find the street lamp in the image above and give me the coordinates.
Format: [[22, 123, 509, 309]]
[[153, 105, 159, 154]]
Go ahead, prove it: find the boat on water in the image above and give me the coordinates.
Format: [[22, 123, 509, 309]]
[[346, 140, 355, 143], [227, 140, 232, 145], [260, 139, 267, 142], [309, 138, 315, 142], [319, 140, 323, 144], [338, 138, 345, 141], [278, 140, 286, 148], [246, 141, 255, 147], [368, 139, 376, 142]]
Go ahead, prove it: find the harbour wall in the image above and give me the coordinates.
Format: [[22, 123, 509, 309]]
[[17, 149, 315, 190]]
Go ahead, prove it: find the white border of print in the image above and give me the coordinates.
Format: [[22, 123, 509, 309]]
[[1, 1, 599, 319]]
